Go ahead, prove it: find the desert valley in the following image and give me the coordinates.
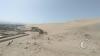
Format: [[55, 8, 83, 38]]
[[0, 19, 100, 56]]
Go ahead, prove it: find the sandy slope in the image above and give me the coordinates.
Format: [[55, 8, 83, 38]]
[[27, 19, 100, 34], [0, 19, 100, 56]]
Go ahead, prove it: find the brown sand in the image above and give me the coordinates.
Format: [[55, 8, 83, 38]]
[[0, 19, 100, 56]]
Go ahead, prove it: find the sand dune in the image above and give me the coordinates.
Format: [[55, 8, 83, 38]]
[[29, 19, 100, 34], [0, 19, 100, 56]]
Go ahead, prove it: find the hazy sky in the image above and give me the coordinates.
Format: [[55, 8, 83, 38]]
[[0, 0, 100, 24]]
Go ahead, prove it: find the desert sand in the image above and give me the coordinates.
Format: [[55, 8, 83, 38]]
[[0, 19, 100, 56]]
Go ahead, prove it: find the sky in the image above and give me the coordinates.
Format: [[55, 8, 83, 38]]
[[0, 0, 100, 24]]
